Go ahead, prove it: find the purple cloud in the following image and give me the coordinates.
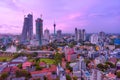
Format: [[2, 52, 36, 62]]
[[0, 0, 120, 34]]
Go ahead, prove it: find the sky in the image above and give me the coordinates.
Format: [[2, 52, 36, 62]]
[[0, 0, 120, 34]]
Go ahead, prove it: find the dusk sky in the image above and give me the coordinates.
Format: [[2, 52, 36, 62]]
[[0, 0, 120, 34]]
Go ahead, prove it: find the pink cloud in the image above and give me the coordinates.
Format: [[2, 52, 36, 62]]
[[68, 13, 83, 20]]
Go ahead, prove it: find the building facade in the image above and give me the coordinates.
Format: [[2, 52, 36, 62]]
[[36, 18, 43, 46], [75, 28, 86, 42], [90, 34, 99, 44], [75, 28, 78, 41], [21, 14, 33, 43], [57, 30, 62, 38], [44, 28, 50, 41]]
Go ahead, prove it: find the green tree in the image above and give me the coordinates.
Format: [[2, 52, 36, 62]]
[[97, 63, 109, 72], [36, 78, 41, 80], [68, 44, 74, 48], [13, 53, 26, 59], [105, 62, 115, 68], [2, 46, 6, 51], [55, 77, 60, 80], [54, 53, 62, 65], [66, 62, 73, 72], [97, 63, 104, 69], [84, 59, 90, 67], [1, 72, 8, 80], [44, 76, 48, 80], [35, 65, 42, 71], [97, 63, 105, 71], [116, 71, 120, 78], [73, 76, 78, 80], [15, 70, 31, 78], [2, 59, 7, 62], [13, 54, 19, 59], [66, 75, 72, 80], [17, 64, 22, 69], [32, 52, 38, 57], [35, 58, 40, 62]]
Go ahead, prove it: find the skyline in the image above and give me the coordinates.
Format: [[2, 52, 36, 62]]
[[0, 0, 120, 34]]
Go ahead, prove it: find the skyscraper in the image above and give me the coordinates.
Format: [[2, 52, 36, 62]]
[[21, 17, 29, 42], [75, 28, 78, 41], [44, 28, 50, 41], [36, 18, 43, 46], [82, 29, 86, 41], [27, 14, 33, 40], [78, 29, 82, 41], [53, 22, 56, 37], [75, 28, 86, 42], [57, 30, 62, 38], [21, 14, 33, 43], [99, 31, 105, 40]]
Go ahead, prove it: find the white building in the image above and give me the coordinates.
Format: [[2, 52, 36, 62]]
[[90, 34, 99, 44], [30, 39, 39, 46], [79, 57, 86, 71], [57, 30, 62, 38], [11, 56, 27, 63], [44, 28, 50, 41], [78, 29, 86, 41], [90, 69, 102, 80], [70, 57, 86, 78], [43, 29, 50, 45], [6, 45, 17, 53], [75, 28, 86, 42], [57, 64, 66, 80]]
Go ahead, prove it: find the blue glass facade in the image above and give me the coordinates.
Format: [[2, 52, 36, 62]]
[[36, 18, 43, 46], [21, 14, 33, 43], [114, 38, 120, 45]]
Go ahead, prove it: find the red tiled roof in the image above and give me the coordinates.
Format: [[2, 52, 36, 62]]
[[39, 62, 46, 65], [31, 65, 56, 75], [46, 74, 52, 80], [66, 69, 70, 74], [23, 61, 32, 67], [2, 66, 19, 73], [106, 73, 116, 78]]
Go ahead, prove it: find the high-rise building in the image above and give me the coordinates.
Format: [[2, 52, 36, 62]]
[[75, 28, 86, 42], [57, 64, 66, 80], [21, 17, 28, 42], [53, 22, 56, 37], [78, 29, 86, 41], [75, 28, 78, 41], [44, 28, 50, 41], [99, 31, 106, 45], [27, 14, 33, 40], [99, 31, 105, 39], [21, 14, 33, 43], [78, 57, 86, 71], [78, 29, 82, 41], [90, 69, 102, 80], [82, 29, 86, 41], [90, 34, 99, 44], [36, 18, 43, 46], [57, 30, 62, 38]]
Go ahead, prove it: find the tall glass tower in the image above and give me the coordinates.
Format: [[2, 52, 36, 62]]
[[36, 18, 43, 46], [28, 14, 33, 40], [21, 14, 33, 43]]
